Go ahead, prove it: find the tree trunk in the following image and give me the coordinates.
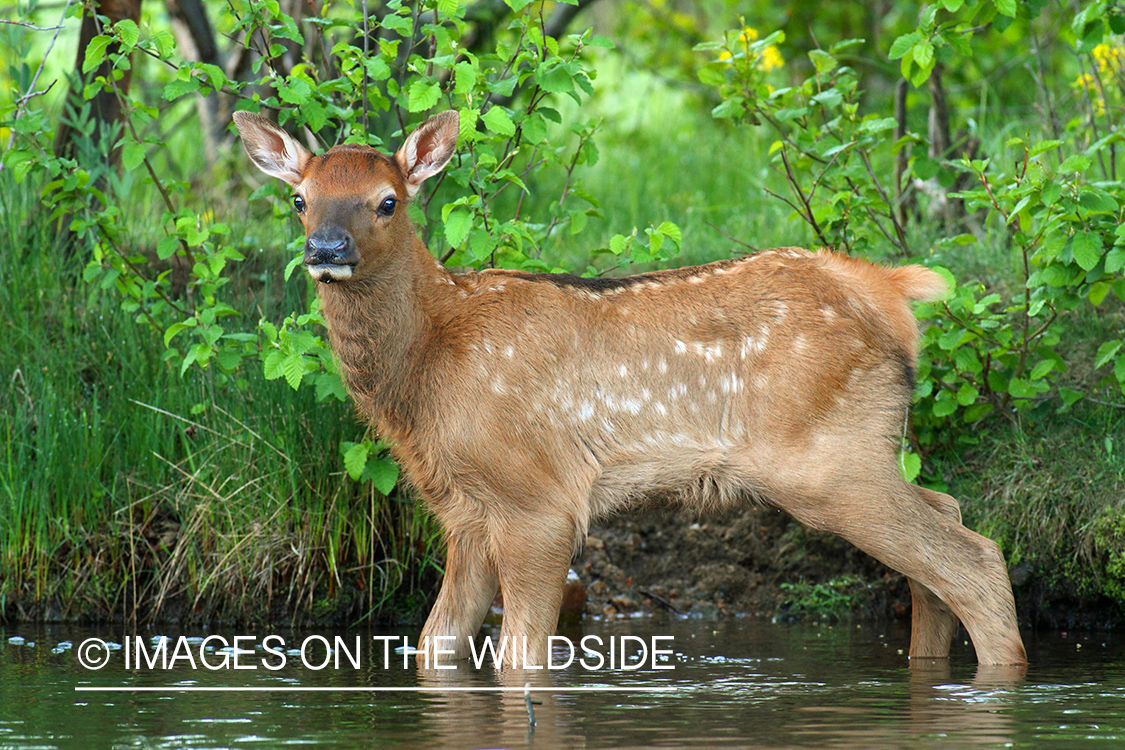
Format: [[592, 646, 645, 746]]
[[53, 0, 144, 166]]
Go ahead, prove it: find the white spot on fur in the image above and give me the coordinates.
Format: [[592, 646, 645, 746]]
[[673, 340, 687, 355], [618, 364, 628, 378], [577, 401, 594, 421], [505, 345, 514, 358], [657, 357, 668, 374], [621, 397, 642, 414], [654, 402, 667, 415]]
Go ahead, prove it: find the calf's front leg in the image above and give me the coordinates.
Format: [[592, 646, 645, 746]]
[[419, 526, 499, 662]]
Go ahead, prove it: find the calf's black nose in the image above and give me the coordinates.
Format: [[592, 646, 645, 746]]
[[304, 226, 358, 267]]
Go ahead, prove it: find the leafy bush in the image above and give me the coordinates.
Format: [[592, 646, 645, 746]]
[[694, 2, 1125, 479]]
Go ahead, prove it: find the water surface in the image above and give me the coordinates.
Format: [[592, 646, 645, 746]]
[[2, 618, 1122, 748]]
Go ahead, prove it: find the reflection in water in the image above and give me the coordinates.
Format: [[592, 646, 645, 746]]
[[0, 619, 1121, 749], [904, 661, 1019, 749], [417, 667, 587, 750]]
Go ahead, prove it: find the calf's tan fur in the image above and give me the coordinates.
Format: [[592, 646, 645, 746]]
[[233, 109, 1027, 667]]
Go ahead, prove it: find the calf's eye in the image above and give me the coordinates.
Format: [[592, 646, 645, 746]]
[[378, 197, 397, 217]]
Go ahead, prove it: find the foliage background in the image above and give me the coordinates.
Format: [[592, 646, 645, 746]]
[[1, 0, 1123, 626]]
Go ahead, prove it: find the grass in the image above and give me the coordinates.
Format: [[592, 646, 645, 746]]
[[935, 404, 1125, 625], [0, 167, 442, 626]]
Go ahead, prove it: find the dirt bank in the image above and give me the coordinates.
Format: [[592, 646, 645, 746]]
[[572, 504, 911, 622], [570, 503, 1123, 630]]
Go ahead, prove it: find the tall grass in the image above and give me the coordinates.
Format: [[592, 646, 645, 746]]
[[0, 168, 442, 625]]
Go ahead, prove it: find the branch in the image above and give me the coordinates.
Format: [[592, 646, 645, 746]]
[[2, 0, 75, 157]]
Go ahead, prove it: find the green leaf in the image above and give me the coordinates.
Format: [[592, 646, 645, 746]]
[[898, 450, 921, 482], [888, 32, 922, 60], [537, 63, 575, 95], [858, 117, 897, 134], [1078, 189, 1118, 214], [1059, 388, 1084, 408], [1071, 231, 1103, 271], [1029, 359, 1056, 381], [454, 61, 478, 95], [808, 49, 838, 74], [437, 0, 460, 18], [1007, 377, 1040, 399], [407, 79, 441, 113], [963, 403, 994, 423], [1106, 247, 1125, 274], [1089, 281, 1111, 306], [152, 29, 176, 58], [281, 352, 307, 390], [215, 347, 243, 373], [481, 106, 516, 137], [364, 454, 400, 495], [912, 39, 934, 70], [381, 13, 413, 36], [503, 0, 536, 10], [156, 236, 179, 260], [263, 349, 285, 380], [114, 18, 140, 48], [315, 372, 348, 403], [1096, 341, 1122, 370], [1058, 154, 1092, 173], [164, 320, 194, 347], [994, 0, 1017, 17], [121, 141, 146, 171], [697, 65, 727, 88], [933, 391, 958, 417], [444, 210, 473, 247], [82, 35, 113, 74], [811, 88, 843, 109], [342, 442, 370, 481], [1029, 139, 1063, 157]]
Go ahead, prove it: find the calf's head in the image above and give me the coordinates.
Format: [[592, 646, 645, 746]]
[[232, 111, 460, 284]]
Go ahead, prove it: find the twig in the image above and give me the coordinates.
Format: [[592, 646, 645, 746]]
[[2, 0, 75, 157], [640, 588, 682, 613], [0, 19, 63, 30], [704, 222, 757, 253]]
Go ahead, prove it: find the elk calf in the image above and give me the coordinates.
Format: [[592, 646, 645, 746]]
[[233, 109, 1027, 667]]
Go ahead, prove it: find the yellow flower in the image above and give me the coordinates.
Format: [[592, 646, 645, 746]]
[[760, 44, 784, 72], [720, 26, 784, 72], [1093, 42, 1124, 74], [737, 27, 760, 44]]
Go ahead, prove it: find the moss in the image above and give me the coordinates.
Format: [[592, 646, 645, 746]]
[[778, 575, 867, 621]]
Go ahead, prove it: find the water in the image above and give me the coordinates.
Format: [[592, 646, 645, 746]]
[[1, 618, 1122, 748]]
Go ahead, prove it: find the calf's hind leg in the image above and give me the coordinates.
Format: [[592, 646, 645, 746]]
[[786, 477, 1026, 666], [907, 487, 963, 659]]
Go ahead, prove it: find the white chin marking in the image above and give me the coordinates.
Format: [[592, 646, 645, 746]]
[[307, 264, 354, 283]]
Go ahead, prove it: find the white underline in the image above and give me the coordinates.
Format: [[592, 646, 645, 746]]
[[75, 685, 675, 693]]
